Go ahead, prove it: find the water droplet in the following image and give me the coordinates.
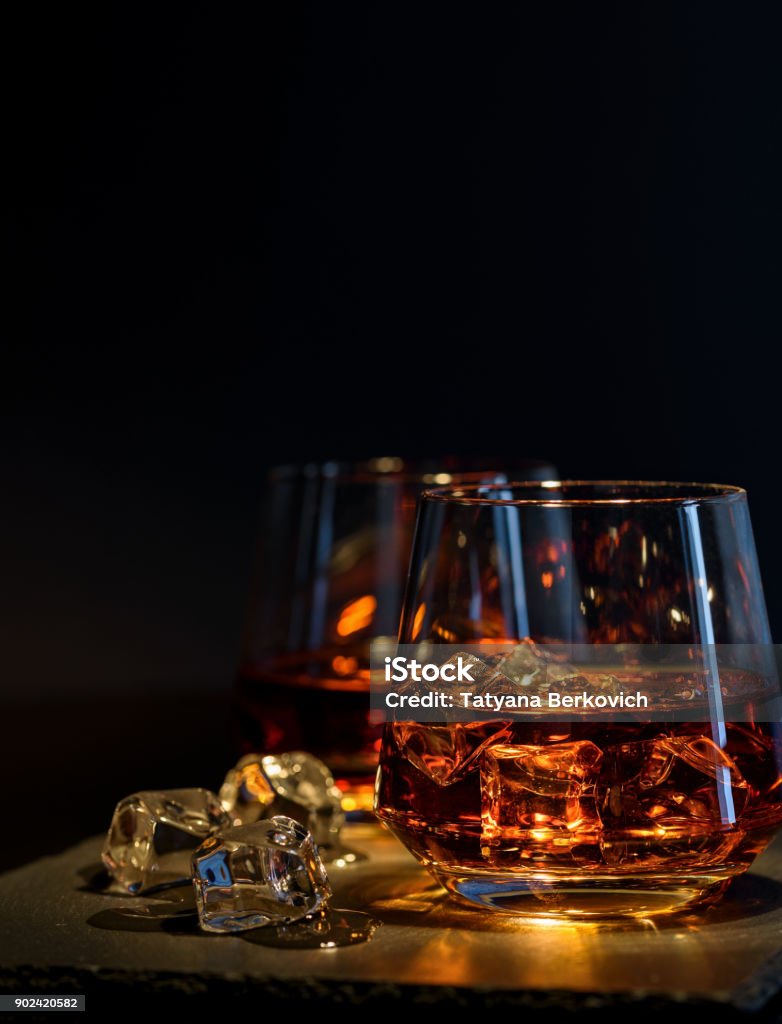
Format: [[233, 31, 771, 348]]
[[322, 844, 368, 867], [243, 908, 379, 949]]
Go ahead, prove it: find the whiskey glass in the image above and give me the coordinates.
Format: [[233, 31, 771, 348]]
[[375, 482, 782, 916], [234, 458, 554, 812]]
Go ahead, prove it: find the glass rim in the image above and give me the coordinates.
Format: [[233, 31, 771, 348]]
[[267, 457, 554, 486], [420, 480, 747, 507]]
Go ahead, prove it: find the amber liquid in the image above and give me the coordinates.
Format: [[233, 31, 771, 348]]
[[233, 649, 380, 811], [376, 671, 782, 909]]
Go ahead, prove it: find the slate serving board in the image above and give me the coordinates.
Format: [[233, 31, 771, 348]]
[[2, 824, 782, 1016]]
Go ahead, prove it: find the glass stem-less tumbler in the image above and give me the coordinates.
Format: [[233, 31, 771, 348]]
[[375, 482, 782, 916], [234, 458, 555, 812]]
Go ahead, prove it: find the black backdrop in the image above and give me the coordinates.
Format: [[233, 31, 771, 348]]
[[4, 4, 782, 859]]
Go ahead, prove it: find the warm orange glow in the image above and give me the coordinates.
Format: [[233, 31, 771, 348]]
[[412, 602, 426, 639], [541, 571, 554, 589], [558, 565, 566, 579], [336, 595, 377, 636], [332, 655, 359, 676], [240, 765, 274, 804], [546, 544, 559, 562], [433, 623, 458, 641], [334, 780, 375, 813]]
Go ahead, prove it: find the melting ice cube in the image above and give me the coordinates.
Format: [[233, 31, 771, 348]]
[[660, 735, 748, 787], [390, 652, 512, 786], [192, 815, 331, 933], [395, 721, 512, 786], [220, 751, 344, 847], [596, 735, 748, 843], [481, 741, 602, 843], [102, 788, 230, 894]]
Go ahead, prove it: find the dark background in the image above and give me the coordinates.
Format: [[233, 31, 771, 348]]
[[4, 3, 781, 865]]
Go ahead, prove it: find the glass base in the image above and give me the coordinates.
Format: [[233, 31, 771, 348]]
[[434, 866, 739, 918]]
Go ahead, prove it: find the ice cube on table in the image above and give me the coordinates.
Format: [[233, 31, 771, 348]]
[[192, 815, 331, 934], [220, 751, 344, 847], [102, 788, 230, 894], [481, 741, 602, 844]]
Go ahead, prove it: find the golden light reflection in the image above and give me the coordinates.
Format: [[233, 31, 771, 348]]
[[412, 602, 426, 639], [332, 655, 359, 676], [336, 595, 377, 636], [541, 571, 554, 589], [334, 781, 375, 814], [240, 765, 274, 804], [326, 833, 741, 992], [433, 622, 458, 641], [669, 607, 691, 626], [369, 456, 404, 473]]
